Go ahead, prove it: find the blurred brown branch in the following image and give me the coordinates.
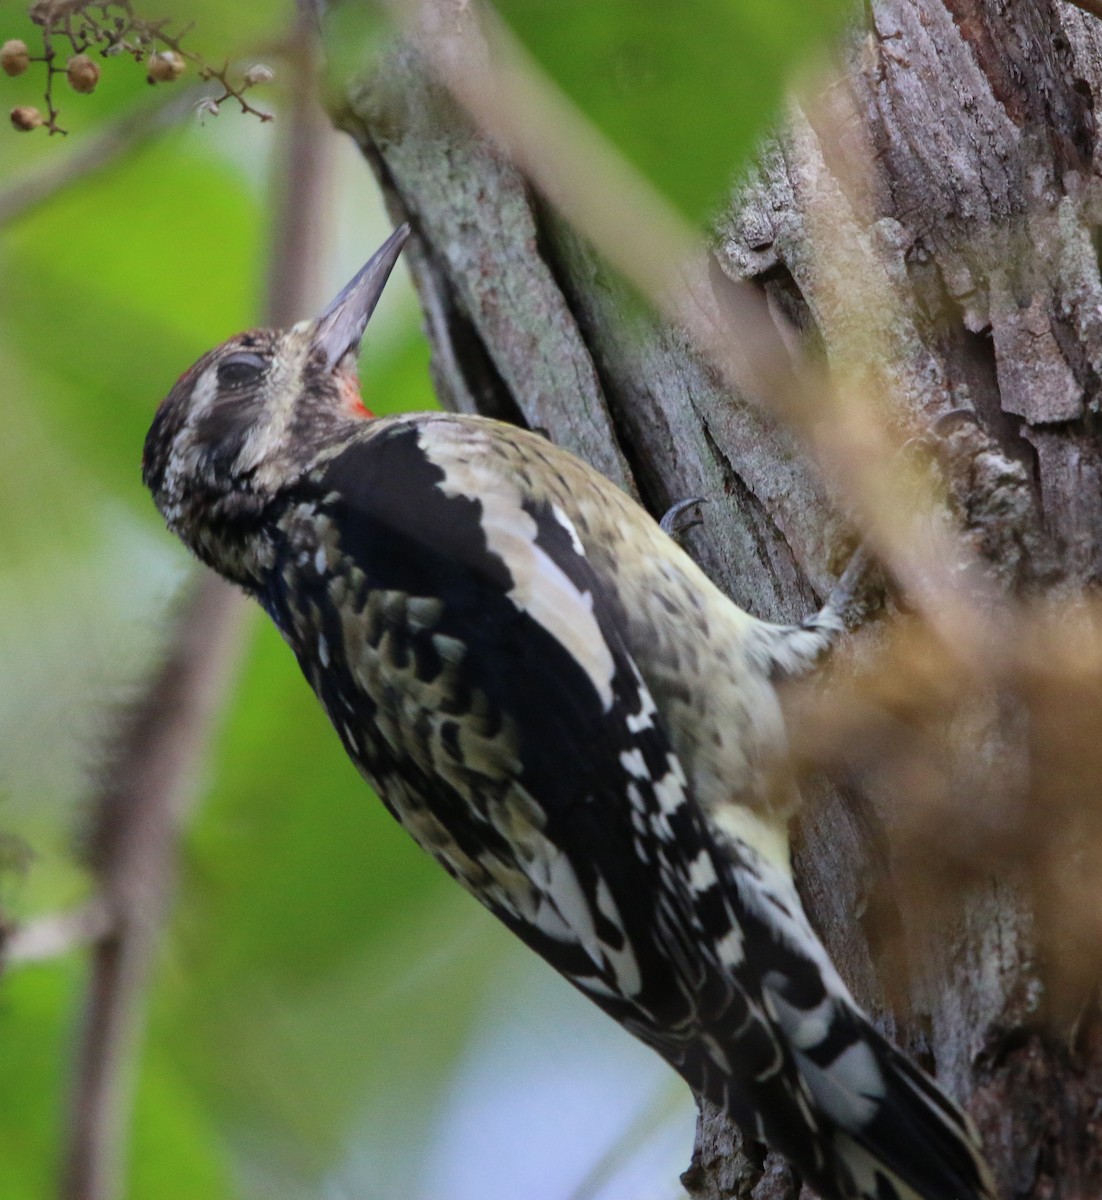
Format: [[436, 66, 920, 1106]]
[[61, 574, 250, 1200], [57, 6, 336, 1200]]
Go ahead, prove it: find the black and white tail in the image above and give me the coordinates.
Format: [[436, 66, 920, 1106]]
[[703, 843, 997, 1200]]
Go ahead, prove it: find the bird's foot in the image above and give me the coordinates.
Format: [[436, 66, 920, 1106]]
[[660, 497, 707, 539]]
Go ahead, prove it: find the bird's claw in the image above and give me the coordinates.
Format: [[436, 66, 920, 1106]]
[[660, 497, 707, 538]]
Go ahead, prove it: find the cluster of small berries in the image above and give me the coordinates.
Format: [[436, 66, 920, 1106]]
[[3, 3, 274, 136], [5, 37, 117, 130], [3, 38, 39, 130]]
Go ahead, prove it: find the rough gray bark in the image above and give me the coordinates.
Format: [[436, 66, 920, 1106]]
[[333, 1, 1102, 1196]]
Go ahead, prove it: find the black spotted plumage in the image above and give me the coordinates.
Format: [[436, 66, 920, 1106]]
[[142, 227, 997, 1200], [257, 418, 842, 1186]]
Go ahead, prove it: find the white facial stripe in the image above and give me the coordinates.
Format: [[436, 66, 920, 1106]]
[[161, 363, 221, 505], [236, 351, 304, 478], [188, 363, 221, 419]]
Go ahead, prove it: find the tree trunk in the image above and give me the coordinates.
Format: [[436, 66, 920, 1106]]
[[331, 0, 1102, 1195]]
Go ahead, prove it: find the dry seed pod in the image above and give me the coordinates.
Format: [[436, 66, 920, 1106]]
[[10, 105, 44, 131], [1, 39, 30, 77], [146, 50, 185, 83], [66, 53, 100, 94]]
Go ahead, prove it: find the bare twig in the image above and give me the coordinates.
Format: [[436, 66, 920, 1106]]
[[58, 6, 334, 1198], [61, 575, 250, 1200], [264, 16, 332, 327]]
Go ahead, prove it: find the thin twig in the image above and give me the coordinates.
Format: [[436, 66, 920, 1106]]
[[58, 6, 333, 1198], [264, 15, 332, 327], [24, 2, 274, 134], [61, 575, 250, 1200]]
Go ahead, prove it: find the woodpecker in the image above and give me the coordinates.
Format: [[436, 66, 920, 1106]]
[[143, 224, 995, 1200]]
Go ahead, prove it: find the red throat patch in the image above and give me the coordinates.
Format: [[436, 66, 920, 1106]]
[[339, 372, 374, 418]]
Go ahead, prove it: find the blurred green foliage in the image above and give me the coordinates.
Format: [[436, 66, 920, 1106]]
[[0, 1, 852, 1197], [494, 0, 855, 220]]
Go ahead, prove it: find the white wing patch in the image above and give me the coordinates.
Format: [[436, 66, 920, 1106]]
[[508, 533, 615, 709], [764, 979, 835, 1051], [431, 448, 616, 709], [715, 925, 745, 967], [732, 849, 849, 995], [744, 856, 887, 1130], [593, 875, 643, 996], [552, 503, 586, 556], [626, 688, 658, 733]]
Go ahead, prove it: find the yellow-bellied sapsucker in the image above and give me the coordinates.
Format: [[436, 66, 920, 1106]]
[[143, 225, 995, 1200]]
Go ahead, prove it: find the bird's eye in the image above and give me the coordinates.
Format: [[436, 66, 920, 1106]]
[[217, 352, 267, 388]]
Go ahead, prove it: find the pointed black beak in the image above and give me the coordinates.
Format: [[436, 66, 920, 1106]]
[[311, 223, 410, 370]]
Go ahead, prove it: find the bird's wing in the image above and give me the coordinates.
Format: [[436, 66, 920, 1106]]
[[262, 419, 993, 1200], [262, 422, 809, 1116], [287, 423, 742, 1004]]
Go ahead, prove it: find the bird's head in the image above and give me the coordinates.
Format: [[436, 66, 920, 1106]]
[[143, 224, 410, 546]]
